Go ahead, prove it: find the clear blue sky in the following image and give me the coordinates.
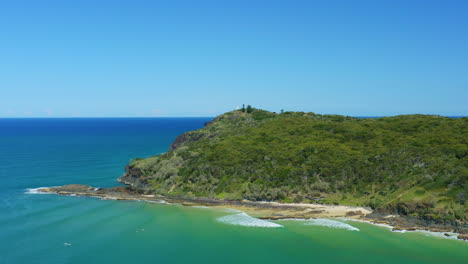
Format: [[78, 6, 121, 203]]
[[1, 0, 467, 117]]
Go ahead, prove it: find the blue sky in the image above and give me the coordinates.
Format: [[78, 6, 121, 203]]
[[1, 0, 467, 117]]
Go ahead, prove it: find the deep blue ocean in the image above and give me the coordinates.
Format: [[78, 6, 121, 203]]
[[0, 118, 209, 263], [0, 118, 466, 264]]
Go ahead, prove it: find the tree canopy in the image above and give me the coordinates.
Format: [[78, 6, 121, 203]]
[[130, 108, 468, 223]]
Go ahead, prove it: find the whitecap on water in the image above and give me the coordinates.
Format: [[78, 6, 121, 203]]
[[217, 212, 283, 228], [304, 219, 359, 231], [192, 205, 209, 209]]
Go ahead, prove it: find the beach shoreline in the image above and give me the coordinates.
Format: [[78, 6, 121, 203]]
[[35, 184, 467, 240]]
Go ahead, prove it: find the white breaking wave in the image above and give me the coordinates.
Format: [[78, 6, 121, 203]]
[[221, 208, 243, 213], [304, 219, 359, 231], [146, 200, 170, 204], [412, 230, 459, 240], [338, 217, 394, 230], [345, 217, 400, 230], [337, 218, 463, 239], [25, 187, 55, 194], [217, 212, 283, 228], [192, 205, 209, 209]]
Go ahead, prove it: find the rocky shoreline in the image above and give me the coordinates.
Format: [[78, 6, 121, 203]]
[[36, 184, 371, 218], [37, 184, 467, 241]]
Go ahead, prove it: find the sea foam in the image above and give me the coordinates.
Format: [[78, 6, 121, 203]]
[[304, 219, 359, 231], [217, 212, 283, 228]]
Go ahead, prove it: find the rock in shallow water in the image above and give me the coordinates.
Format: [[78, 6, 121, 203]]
[[44, 184, 94, 193]]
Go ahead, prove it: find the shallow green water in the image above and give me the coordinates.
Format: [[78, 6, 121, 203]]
[[0, 118, 466, 264], [4, 195, 467, 264]]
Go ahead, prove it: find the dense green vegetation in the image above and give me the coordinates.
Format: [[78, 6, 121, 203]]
[[130, 108, 467, 222]]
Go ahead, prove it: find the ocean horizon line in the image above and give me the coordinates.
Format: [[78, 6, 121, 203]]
[[0, 115, 466, 119]]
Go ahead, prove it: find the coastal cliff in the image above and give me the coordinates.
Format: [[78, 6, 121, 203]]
[[119, 108, 467, 233]]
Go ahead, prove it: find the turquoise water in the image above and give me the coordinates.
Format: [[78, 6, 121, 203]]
[[0, 118, 466, 264]]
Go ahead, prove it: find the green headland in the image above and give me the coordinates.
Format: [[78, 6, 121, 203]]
[[121, 107, 467, 232]]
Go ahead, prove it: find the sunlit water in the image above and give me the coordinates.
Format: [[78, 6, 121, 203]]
[[0, 118, 466, 264]]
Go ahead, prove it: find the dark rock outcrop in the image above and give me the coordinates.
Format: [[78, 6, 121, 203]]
[[118, 165, 150, 192], [365, 212, 468, 235], [169, 131, 206, 151]]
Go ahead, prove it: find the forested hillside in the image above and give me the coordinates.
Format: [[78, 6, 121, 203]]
[[121, 108, 467, 222]]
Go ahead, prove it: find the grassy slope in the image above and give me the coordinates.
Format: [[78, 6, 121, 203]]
[[131, 109, 467, 222]]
